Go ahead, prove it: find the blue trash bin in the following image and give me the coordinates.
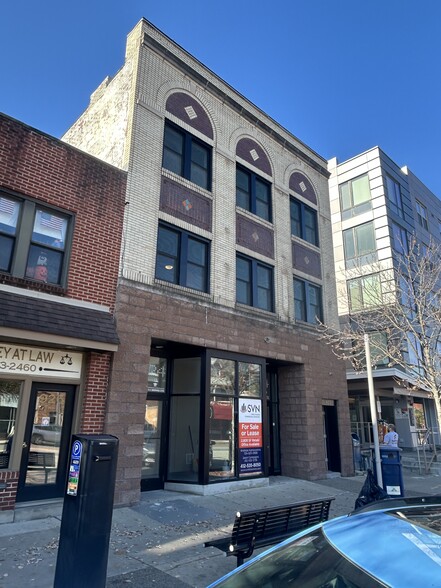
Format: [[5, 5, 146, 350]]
[[372, 446, 404, 497]]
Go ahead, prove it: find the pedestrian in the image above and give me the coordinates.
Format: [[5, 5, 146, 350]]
[[383, 424, 399, 447]]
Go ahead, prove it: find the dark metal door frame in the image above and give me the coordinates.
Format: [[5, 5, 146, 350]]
[[16, 382, 75, 502]]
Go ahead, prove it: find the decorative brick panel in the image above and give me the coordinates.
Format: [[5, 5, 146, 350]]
[[289, 172, 317, 205], [292, 241, 322, 279], [236, 138, 272, 176], [160, 176, 212, 231], [165, 92, 213, 139], [236, 213, 274, 259]]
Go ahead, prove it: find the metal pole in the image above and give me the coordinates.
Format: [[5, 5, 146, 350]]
[[364, 334, 383, 487]]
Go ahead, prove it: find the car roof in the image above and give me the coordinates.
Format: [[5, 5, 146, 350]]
[[323, 503, 441, 587]]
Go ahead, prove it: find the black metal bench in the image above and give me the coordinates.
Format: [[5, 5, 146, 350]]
[[204, 496, 334, 566]]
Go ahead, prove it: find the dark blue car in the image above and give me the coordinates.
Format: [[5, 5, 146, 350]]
[[208, 497, 441, 587]]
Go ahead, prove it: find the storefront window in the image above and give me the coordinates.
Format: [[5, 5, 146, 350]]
[[209, 358, 263, 481], [239, 362, 261, 397], [168, 358, 200, 482], [0, 380, 20, 468]]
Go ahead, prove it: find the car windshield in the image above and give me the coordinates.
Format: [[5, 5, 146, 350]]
[[213, 528, 384, 587], [393, 505, 441, 534]]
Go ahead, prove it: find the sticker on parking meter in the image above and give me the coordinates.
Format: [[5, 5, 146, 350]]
[[67, 440, 82, 496]]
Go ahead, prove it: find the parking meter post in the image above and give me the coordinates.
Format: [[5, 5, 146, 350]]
[[54, 434, 119, 588]]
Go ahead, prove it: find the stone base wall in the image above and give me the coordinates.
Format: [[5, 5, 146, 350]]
[[108, 282, 352, 506]]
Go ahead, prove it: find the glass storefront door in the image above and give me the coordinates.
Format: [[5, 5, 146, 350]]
[[208, 356, 265, 482], [142, 357, 168, 491], [17, 382, 75, 502]]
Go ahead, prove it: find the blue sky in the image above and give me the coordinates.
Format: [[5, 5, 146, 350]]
[[2, 1, 441, 195]]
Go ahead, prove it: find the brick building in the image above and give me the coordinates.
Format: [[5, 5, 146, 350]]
[[63, 19, 352, 506], [0, 113, 126, 520]]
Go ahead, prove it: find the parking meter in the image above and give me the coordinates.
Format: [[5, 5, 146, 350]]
[[54, 434, 119, 588]]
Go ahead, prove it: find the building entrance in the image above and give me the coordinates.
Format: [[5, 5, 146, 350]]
[[16, 382, 75, 502]]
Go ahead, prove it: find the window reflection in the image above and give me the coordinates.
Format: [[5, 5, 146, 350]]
[[0, 380, 20, 469], [239, 362, 261, 397]]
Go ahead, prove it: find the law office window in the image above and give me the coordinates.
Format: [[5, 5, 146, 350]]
[[385, 175, 404, 218], [155, 223, 210, 293], [236, 165, 272, 222], [290, 198, 319, 246], [0, 380, 21, 469], [236, 254, 274, 312], [0, 194, 70, 286], [416, 200, 429, 230], [339, 174, 371, 219], [343, 222, 376, 267], [391, 222, 408, 255], [162, 121, 211, 191], [347, 274, 382, 312], [294, 278, 323, 324]]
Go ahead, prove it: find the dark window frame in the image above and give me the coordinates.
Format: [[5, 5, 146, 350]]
[[236, 164, 272, 222], [385, 175, 404, 218], [293, 277, 323, 324], [347, 273, 382, 312], [339, 174, 372, 219], [416, 200, 429, 230], [391, 221, 409, 255], [290, 197, 319, 246], [343, 221, 377, 268], [0, 192, 72, 287], [162, 120, 212, 191], [236, 254, 274, 312], [155, 222, 210, 293]]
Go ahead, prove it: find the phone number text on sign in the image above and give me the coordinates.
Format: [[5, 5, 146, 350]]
[[0, 362, 38, 372]]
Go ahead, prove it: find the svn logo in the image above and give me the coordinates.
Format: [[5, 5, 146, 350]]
[[246, 403, 261, 414]]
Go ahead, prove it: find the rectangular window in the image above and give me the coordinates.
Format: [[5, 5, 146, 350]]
[[0, 380, 20, 469], [294, 278, 323, 323], [343, 222, 376, 267], [391, 222, 408, 255], [339, 174, 371, 219], [162, 121, 211, 191], [416, 200, 428, 230], [385, 175, 404, 217], [369, 332, 389, 367], [155, 223, 210, 292], [0, 194, 70, 286], [209, 357, 264, 481], [236, 255, 274, 312], [236, 165, 271, 222], [290, 198, 319, 246], [347, 274, 382, 311]]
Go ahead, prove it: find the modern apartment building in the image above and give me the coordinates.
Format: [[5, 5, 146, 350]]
[[328, 147, 441, 450], [0, 114, 126, 519], [63, 19, 352, 505]]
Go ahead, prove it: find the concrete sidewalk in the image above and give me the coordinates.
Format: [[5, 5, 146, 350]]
[[0, 470, 440, 588]]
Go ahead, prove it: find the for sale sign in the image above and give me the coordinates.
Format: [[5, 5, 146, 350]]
[[238, 399, 263, 475]]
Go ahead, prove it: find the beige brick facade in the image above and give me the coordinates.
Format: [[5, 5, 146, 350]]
[[64, 19, 352, 506]]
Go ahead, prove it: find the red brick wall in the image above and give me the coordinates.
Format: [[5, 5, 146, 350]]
[[0, 471, 19, 511], [80, 352, 112, 433], [0, 114, 127, 310]]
